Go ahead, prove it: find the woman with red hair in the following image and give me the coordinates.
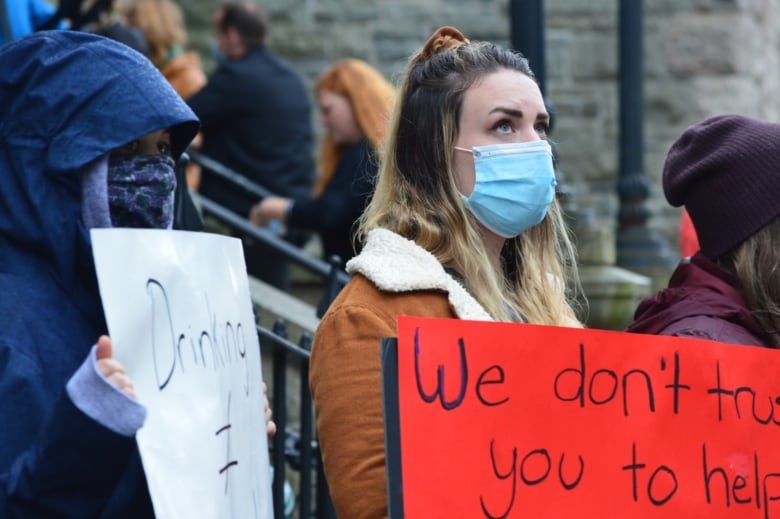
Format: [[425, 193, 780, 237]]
[[250, 59, 395, 268]]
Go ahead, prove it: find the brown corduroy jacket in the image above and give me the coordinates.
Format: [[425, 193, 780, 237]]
[[310, 229, 492, 519]]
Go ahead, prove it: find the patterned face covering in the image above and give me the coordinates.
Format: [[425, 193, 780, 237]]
[[107, 154, 177, 229]]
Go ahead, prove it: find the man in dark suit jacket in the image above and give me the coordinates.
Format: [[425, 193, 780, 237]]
[[188, 1, 314, 291]]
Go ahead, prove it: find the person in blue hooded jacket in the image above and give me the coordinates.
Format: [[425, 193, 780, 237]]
[[0, 30, 200, 517], [0, 0, 57, 44]]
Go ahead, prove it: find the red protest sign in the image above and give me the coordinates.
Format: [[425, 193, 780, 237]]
[[382, 315, 780, 518]]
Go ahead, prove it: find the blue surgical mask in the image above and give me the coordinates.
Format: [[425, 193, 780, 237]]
[[107, 154, 177, 229], [210, 38, 226, 65], [455, 140, 557, 238]]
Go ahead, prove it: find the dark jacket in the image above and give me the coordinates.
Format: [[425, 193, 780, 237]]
[[0, 31, 198, 517], [288, 138, 376, 267], [188, 46, 314, 217], [625, 253, 771, 346]]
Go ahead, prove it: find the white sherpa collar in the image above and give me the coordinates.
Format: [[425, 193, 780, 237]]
[[346, 228, 493, 321]]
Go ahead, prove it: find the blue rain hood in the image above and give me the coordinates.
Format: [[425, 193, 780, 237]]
[[0, 31, 199, 516], [0, 30, 199, 288]]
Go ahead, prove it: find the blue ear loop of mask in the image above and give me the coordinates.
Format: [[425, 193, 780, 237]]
[[107, 154, 177, 229], [210, 38, 227, 65], [454, 140, 557, 238]]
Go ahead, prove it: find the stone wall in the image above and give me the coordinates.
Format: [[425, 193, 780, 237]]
[[181, 0, 780, 280]]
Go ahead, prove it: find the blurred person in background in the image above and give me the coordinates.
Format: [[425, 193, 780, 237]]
[[124, 0, 205, 98], [124, 0, 207, 191], [187, 1, 314, 291], [0, 0, 57, 44], [249, 59, 395, 270]]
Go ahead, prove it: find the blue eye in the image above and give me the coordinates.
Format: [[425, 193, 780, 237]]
[[494, 120, 513, 134]]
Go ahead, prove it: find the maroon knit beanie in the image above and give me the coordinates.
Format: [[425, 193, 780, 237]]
[[662, 114, 780, 260]]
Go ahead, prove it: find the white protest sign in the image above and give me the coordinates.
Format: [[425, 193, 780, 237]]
[[91, 229, 272, 519]]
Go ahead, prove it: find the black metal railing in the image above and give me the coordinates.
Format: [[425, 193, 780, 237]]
[[189, 151, 347, 518], [190, 151, 351, 317], [198, 196, 351, 309], [260, 320, 336, 519], [189, 150, 276, 200]]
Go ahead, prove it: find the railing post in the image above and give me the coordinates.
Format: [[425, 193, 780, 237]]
[[316, 462, 337, 519], [510, 0, 546, 95], [298, 332, 313, 517], [615, 0, 675, 286], [316, 255, 344, 318], [510, 0, 556, 134], [271, 319, 288, 518]]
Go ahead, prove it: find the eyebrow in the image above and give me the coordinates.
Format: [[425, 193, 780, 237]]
[[489, 107, 550, 123]]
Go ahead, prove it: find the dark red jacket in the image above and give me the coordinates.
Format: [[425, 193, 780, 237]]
[[625, 253, 772, 347]]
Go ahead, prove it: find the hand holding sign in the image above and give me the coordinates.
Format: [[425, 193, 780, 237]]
[[95, 335, 138, 401], [263, 382, 276, 439], [92, 229, 272, 519]]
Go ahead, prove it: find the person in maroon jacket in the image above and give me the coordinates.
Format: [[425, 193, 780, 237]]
[[626, 114, 780, 348]]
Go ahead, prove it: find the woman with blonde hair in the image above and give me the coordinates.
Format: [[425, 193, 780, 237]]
[[123, 0, 206, 191], [309, 26, 582, 519], [250, 58, 395, 268], [124, 0, 205, 99]]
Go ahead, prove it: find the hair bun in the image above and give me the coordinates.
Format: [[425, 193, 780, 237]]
[[420, 26, 470, 61]]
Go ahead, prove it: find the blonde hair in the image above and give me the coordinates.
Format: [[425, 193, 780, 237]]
[[358, 28, 581, 325], [721, 216, 780, 347], [314, 59, 395, 195], [125, 0, 187, 67]]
